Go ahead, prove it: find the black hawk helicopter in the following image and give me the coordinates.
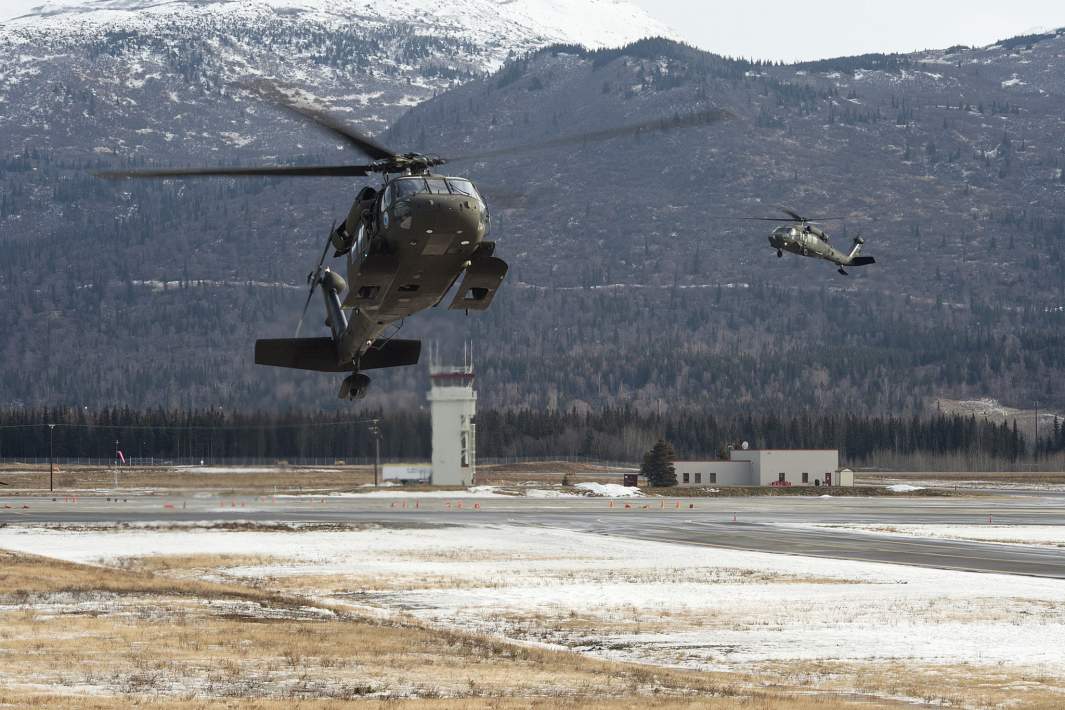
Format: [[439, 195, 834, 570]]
[[100, 87, 729, 400], [745, 208, 876, 275]]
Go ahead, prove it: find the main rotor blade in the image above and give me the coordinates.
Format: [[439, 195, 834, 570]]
[[97, 164, 374, 180], [246, 79, 397, 161], [447, 108, 732, 163], [776, 207, 841, 222]]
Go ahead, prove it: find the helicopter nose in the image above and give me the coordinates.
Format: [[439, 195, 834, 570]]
[[403, 195, 485, 254]]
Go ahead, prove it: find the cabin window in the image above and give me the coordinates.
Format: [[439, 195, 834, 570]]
[[390, 178, 424, 202], [446, 179, 479, 198], [425, 178, 450, 195]]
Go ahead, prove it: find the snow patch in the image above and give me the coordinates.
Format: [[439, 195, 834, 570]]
[[574, 482, 642, 497]]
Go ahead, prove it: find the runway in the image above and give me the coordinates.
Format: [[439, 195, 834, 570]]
[[3, 492, 1064, 578]]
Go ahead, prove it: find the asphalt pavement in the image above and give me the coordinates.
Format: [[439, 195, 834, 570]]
[[2, 491, 1064, 578]]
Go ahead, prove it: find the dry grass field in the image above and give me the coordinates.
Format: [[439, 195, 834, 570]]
[[4, 523, 1064, 708], [0, 463, 375, 492], [0, 462, 629, 493], [0, 548, 923, 709], [857, 471, 1065, 485], [0, 461, 985, 497]]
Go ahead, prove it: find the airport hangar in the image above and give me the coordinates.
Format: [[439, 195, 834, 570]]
[[675, 449, 852, 488]]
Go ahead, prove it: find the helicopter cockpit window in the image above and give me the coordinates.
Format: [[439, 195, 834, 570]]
[[445, 179, 479, 198], [424, 178, 451, 195], [390, 178, 424, 203]]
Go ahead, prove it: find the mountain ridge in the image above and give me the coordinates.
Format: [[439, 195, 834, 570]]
[[3, 23, 1065, 414]]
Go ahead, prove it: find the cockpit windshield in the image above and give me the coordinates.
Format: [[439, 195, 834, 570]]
[[386, 177, 483, 204]]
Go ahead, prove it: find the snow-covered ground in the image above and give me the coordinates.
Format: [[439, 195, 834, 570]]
[[276, 483, 642, 498], [794, 523, 1065, 548], [2, 522, 1064, 675], [883, 478, 1065, 492], [885, 483, 925, 492]]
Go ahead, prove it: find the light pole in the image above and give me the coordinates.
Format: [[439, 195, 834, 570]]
[[369, 419, 381, 487], [48, 424, 56, 492], [114, 439, 119, 489]]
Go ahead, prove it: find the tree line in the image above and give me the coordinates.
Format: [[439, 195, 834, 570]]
[[0, 406, 1032, 467]]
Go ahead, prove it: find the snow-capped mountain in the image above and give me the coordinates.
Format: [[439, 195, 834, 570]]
[[1, 0, 674, 62], [0, 0, 674, 160]]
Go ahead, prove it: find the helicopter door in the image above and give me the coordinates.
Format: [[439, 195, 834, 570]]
[[448, 256, 508, 311]]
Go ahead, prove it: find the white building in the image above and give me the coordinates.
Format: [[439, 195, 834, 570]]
[[675, 449, 850, 487], [427, 361, 476, 486]]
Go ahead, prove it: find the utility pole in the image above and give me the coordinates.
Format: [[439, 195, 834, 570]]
[[369, 419, 381, 487], [1035, 400, 1041, 460], [48, 424, 56, 492], [114, 439, 119, 489]]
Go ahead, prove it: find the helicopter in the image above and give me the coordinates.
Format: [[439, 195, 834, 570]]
[[745, 208, 876, 275], [99, 84, 730, 400]]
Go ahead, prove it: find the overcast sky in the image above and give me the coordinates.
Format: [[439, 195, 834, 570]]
[[630, 0, 1065, 62]]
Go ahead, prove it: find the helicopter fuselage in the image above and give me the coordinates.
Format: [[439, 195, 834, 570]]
[[768, 225, 872, 274], [335, 174, 505, 366]]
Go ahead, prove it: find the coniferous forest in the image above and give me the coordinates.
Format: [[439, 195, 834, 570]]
[[0, 406, 1052, 471]]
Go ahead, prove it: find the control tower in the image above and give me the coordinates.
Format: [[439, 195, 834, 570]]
[[428, 355, 476, 486]]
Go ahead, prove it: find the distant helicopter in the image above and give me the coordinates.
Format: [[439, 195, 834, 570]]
[[745, 208, 876, 275]]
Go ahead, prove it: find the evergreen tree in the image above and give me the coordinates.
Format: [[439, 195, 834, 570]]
[[641, 438, 677, 486]]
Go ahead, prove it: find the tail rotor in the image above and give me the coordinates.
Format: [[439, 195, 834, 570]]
[[294, 220, 336, 338]]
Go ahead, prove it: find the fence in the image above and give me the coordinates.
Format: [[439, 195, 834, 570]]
[[0, 455, 637, 469]]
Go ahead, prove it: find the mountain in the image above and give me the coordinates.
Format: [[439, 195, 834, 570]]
[[2, 16, 1065, 416], [0, 0, 672, 411], [2, 0, 667, 52]]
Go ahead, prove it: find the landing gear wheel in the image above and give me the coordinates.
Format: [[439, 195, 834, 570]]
[[776, 250, 783, 258], [838, 267, 848, 276], [339, 373, 371, 401]]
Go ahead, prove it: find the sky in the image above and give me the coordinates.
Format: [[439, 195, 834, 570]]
[[630, 0, 1065, 62]]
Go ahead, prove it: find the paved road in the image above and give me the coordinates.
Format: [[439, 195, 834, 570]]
[[2, 492, 1064, 578]]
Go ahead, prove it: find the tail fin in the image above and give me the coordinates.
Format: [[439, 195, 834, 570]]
[[845, 236, 875, 266], [847, 235, 865, 261]]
